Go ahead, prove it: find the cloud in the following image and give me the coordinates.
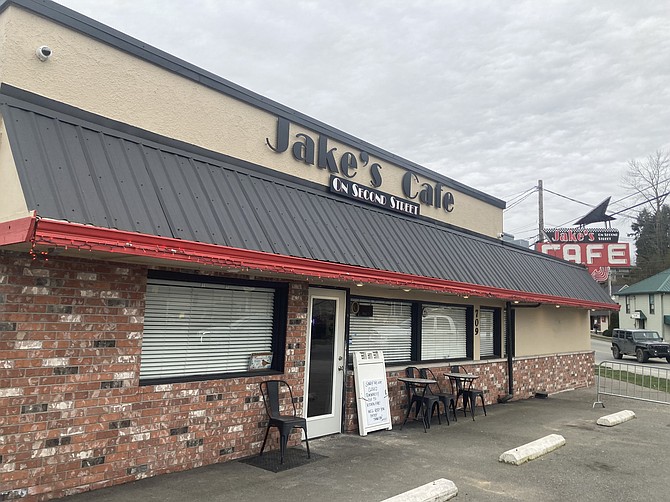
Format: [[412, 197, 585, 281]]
[[58, 0, 670, 246]]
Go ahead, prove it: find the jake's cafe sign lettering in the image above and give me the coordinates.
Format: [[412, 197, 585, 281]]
[[536, 228, 631, 270], [266, 117, 455, 217]]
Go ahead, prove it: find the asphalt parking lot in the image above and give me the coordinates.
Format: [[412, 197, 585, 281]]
[[64, 385, 670, 502]]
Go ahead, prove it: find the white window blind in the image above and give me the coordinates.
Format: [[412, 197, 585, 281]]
[[141, 279, 275, 380], [421, 305, 467, 360], [349, 299, 411, 362], [480, 309, 495, 357]]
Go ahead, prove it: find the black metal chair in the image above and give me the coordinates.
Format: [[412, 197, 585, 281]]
[[259, 380, 310, 464], [450, 365, 486, 420], [402, 366, 442, 430], [420, 368, 457, 424]]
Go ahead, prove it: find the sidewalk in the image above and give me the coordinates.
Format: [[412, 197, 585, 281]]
[[63, 386, 670, 502]]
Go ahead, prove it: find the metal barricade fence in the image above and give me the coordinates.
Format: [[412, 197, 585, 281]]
[[594, 360, 670, 408]]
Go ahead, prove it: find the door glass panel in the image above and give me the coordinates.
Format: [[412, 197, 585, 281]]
[[307, 298, 336, 418]]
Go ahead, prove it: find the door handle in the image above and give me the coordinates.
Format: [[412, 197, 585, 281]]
[[338, 365, 344, 371]]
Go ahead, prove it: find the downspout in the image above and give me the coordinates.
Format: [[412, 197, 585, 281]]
[[506, 301, 514, 397], [498, 301, 514, 403], [498, 301, 541, 403]]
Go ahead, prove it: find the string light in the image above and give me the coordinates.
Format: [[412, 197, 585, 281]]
[[30, 230, 609, 310]]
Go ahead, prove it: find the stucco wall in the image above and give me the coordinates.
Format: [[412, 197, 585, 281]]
[[514, 305, 590, 356], [0, 5, 503, 236], [0, 121, 28, 222]]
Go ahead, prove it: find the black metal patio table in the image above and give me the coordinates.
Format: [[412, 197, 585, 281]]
[[444, 372, 482, 419], [398, 376, 438, 432]]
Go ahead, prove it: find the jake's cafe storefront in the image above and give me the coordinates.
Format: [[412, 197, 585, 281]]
[[0, 1, 616, 500]]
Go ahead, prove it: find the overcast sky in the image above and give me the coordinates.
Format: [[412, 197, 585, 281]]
[[57, 0, 670, 248]]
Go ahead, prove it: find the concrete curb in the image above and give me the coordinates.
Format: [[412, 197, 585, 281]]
[[597, 409, 636, 426], [381, 478, 458, 502], [499, 434, 566, 465]]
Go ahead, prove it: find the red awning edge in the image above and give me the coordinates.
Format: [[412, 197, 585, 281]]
[[0, 212, 37, 245], [2, 216, 618, 310]]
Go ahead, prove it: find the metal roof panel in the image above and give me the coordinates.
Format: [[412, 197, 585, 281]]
[[1, 96, 614, 305]]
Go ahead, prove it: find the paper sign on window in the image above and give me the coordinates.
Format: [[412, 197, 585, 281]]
[[249, 352, 273, 370]]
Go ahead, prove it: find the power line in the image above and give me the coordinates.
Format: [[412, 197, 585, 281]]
[[502, 186, 537, 204], [505, 178, 670, 240], [504, 188, 537, 212], [542, 188, 594, 208], [608, 190, 670, 217]]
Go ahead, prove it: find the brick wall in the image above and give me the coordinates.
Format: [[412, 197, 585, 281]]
[[344, 352, 595, 433], [0, 248, 596, 500], [0, 251, 308, 501]]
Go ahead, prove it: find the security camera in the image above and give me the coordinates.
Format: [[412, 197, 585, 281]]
[[36, 46, 52, 61]]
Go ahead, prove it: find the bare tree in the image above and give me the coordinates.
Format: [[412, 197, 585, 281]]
[[623, 150, 670, 267], [623, 150, 670, 214]]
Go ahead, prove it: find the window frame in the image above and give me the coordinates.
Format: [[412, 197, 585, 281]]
[[140, 270, 288, 386], [625, 296, 630, 314], [479, 306, 502, 359], [417, 302, 472, 361], [348, 295, 474, 365], [649, 294, 655, 314], [348, 296, 413, 363]]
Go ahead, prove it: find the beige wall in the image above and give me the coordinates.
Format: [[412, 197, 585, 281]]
[[0, 6, 503, 236], [0, 120, 28, 222], [514, 306, 590, 355]]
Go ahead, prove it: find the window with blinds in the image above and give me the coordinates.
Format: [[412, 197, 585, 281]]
[[349, 299, 412, 362], [421, 305, 467, 360], [141, 277, 282, 382], [480, 309, 495, 357]]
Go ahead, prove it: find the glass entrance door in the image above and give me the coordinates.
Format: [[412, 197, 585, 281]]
[[305, 288, 346, 438]]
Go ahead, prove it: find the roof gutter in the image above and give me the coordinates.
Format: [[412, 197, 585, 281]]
[[1, 216, 618, 310]]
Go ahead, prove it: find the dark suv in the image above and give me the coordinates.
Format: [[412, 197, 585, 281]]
[[611, 329, 670, 363]]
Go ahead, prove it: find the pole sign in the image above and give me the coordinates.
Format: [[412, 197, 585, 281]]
[[544, 228, 619, 243], [536, 242, 631, 268]]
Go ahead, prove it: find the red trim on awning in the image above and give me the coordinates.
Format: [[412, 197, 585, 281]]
[[11, 217, 617, 310], [0, 213, 37, 245]]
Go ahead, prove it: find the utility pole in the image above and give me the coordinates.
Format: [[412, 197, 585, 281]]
[[538, 179, 544, 243]]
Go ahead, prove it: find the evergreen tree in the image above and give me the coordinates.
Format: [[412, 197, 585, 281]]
[[630, 205, 670, 281]]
